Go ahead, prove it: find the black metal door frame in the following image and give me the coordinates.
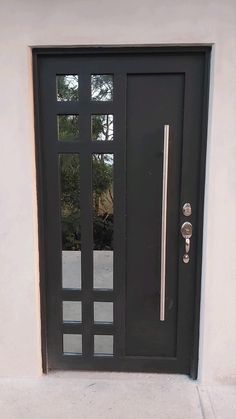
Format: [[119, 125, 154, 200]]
[[33, 46, 211, 379]]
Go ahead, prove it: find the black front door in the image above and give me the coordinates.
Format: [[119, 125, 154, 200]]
[[34, 47, 210, 377]]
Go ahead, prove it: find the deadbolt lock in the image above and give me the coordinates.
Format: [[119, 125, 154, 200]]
[[182, 202, 192, 217]]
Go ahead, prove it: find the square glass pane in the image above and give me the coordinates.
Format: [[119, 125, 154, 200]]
[[94, 302, 113, 323], [58, 115, 79, 141], [63, 334, 82, 354], [91, 115, 113, 141], [91, 75, 113, 101], [94, 335, 113, 355], [57, 75, 79, 101], [63, 301, 82, 322]]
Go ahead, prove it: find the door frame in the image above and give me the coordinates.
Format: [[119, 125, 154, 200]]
[[33, 45, 211, 379]]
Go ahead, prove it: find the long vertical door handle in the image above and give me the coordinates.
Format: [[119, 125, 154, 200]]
[[160, 125, 170, 321]]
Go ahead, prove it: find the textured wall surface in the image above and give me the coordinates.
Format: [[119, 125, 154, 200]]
[[0, 0, 235, 382]]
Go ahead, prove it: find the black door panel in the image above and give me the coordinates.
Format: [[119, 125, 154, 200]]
[[34, 48, 210, 377]]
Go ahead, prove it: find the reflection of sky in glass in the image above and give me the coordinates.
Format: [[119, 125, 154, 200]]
[[57, 75, 79, 101], [91, 114, 113, 141], [104, 154, 113, 165], [91, 75, 113, 101], [93, 153, 113, 166]]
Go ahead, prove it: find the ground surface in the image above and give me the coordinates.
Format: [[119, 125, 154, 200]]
[[0, 373, 235, 419]]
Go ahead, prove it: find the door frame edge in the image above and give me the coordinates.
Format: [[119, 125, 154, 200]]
[[189, 47, 211, 379], [32, 45, 212, 377], [33, 51, 49, 373]]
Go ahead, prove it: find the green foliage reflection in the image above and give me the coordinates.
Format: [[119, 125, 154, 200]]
[[61, 155, 81, 250], [60, 154, 113, 251], [58, 115, 79, 141], [93, 154, 113, 250]]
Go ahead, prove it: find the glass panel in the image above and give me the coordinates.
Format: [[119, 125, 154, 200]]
[[91, 114, 113, 141], [94, 335, 113, 355], [62, 251, 81, 289], [63, 334, 82, 354], [58, 115, 79, 141], [63, 301, 82, 322], [60, 154, 81, 289], [57, 75, 79, 101], [92, 154, 114, 289], [91, 74, 113, 101], [94, 302, 113, 323]]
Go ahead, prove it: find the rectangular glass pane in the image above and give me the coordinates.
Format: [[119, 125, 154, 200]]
[[62, 251, 81, 289], [94, 335, 113, 355], [91, 114, 113, 141], [63, 334, 82, 354], [57, 75, 79, 101], [91, 74, 113, 101], [63, 301, 82, 322], [94, 302, 113, 323], [58, 115, 79, 141], [92, 154, 114, 289], [60, 154, 81, 289]]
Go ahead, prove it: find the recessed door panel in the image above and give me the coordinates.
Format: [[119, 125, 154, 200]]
[[126, 74, 184, 357]]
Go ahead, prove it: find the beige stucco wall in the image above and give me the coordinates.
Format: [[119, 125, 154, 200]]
[[0, 0, 235, 383]]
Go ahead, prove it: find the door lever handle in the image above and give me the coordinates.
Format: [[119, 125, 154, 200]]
[[181, 222, 193, 263], [185, 237, 190, 254]]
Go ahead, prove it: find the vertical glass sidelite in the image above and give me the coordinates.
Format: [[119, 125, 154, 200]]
[[60, 154, 81, 289], [91, 74, 113, 101], [92, 154, 114, 289], [56, 75, 79, 101]]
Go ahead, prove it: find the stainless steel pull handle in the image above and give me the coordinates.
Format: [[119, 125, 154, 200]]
[[160, 125, 170, 321], [181, 222, 193, 264]]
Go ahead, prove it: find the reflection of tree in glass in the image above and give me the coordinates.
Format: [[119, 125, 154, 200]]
[[60, 155, 81, 250], [92, 154, 114, 250], [92, 114, 113, 141], [58, 75, 114, 249], [57, 75, 79, 101], [58, 115, 79, 141], [91, 75, 113, 101], [60, 153, 113, 251], [93, 154, 113, 213]]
